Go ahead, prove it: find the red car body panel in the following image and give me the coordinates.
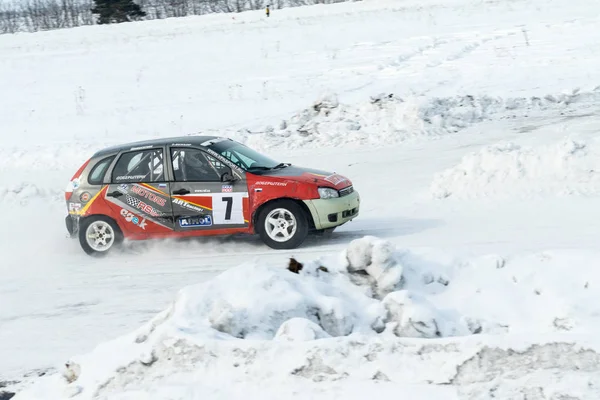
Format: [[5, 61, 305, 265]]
[[65, 136, 360, 251], [76, 170, 347, 240]]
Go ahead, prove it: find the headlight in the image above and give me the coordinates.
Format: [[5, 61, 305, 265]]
[[318, 187, 339, 199]]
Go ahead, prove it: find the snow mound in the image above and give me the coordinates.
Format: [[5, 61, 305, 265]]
[[383, 290, 468, 338], [431, 138, 600, 199], [212, 87, 600, 151], [274, 318, 331, 342], [140, 236, 474, 342], [12, 239, 600, 399], [172, 261, 377, 339]]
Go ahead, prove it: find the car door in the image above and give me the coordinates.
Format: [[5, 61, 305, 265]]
[[105, 146, 175, 232], [168, 146, 249, 231]]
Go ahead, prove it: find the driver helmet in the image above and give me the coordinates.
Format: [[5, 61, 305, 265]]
[[184, 151, 207, 170]]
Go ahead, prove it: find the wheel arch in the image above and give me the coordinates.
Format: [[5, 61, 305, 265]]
[[251, 197, 315, 233]]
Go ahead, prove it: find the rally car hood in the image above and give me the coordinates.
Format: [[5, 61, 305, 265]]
[[252, 165, 352, 189]]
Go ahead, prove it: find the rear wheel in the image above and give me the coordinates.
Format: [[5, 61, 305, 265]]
[[257, 200, 308, 250], [78, 216, 123, 257]]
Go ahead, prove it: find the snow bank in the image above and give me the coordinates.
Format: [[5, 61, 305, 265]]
[[431, 137, 600, 199], [214, 87, 600, 151], [0, 142, 106, 207], [134, 236, 476, 343], [0, 143, 99, 173], [4, 87, 600, 210], [12, 237, 600, 399], [0, 183, 63, 204]]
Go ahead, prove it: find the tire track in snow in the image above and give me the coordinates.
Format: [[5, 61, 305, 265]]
[[425, 31, 517, 69], [369, 30, 518, 97]]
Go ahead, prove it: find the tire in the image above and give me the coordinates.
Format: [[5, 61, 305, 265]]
[[78, 215, 123, 257], [257, 200, 309, 250]]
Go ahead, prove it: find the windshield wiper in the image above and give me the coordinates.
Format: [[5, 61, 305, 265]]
[[272, 163, 291, 170], [247, 163, 291, 172]]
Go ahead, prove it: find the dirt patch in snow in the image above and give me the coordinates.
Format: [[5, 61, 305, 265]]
[[453, 343, 600, 399], [93, 339, 600, 399]]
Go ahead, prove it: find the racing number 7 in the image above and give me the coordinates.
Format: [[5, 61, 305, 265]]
[[222, 197, 232, 220], [212, 193, 243, 225]]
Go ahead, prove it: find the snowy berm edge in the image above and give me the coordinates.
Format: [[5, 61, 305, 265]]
[[10, 237, 600, 400]]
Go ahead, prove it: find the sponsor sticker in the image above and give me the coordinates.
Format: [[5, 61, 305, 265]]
[[124, 194, 165, 217], [131, 185, 167, 206], [130, 145, 153, 151], [194, 189, 211, 193], [116, 175, 146, 181], [69, 202, 82, 211], [158, 183, 167, 188], [66, 176, 82, 192], [222, 185, 233, 193], [173, 198, 206, 213], [80, 192, 91, 202], [324, 174, 349, 186], [178, 215, 213, 227], [117, 184, 129, 194], [137, 200, 160, 216], [205, 148, 243, 172], [255, 181, 287, 186], [120, 209, 147, 230]]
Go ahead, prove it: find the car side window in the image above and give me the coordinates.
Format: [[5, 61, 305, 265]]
[[88, 156, 115, 185], [205, 153, 233, 177], [112, 148, 165, 183], [171, 148, 222, 182]]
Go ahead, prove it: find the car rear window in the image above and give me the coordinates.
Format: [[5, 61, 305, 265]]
[[111, 149, 165, 183], [88, 156, 115, 185]]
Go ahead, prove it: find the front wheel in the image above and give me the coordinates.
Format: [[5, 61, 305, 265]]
[[78, 216, 123, 257], [257, 200, 308, 250]]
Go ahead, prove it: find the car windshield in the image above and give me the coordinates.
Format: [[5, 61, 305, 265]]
[[209, 140, 282, 172]]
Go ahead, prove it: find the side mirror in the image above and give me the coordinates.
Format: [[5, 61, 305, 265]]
[[221, 171, 235, 182]]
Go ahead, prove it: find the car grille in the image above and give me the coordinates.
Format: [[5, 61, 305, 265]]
[[338, 186, 354, 197], [342, 207, 358, 218]]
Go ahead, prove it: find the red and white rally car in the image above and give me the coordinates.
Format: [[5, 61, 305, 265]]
[[65, 136, 360, 256]]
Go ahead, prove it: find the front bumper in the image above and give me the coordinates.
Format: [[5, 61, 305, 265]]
[[303, 190, 360, 230]]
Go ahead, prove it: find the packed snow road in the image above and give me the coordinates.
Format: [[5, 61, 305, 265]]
[[4, 114, 600, 380], [2, 0, 600, 393]]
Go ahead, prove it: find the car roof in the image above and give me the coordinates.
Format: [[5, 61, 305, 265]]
[[93, 135, 226, 157]]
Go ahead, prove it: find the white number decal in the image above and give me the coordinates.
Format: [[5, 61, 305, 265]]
[[211, 193, 246, 225]]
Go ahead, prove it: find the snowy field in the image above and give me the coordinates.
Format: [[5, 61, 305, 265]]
[[2, 0, 600, 397]]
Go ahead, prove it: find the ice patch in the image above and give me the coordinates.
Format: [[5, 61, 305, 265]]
[[431, 137, 600, 199]]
